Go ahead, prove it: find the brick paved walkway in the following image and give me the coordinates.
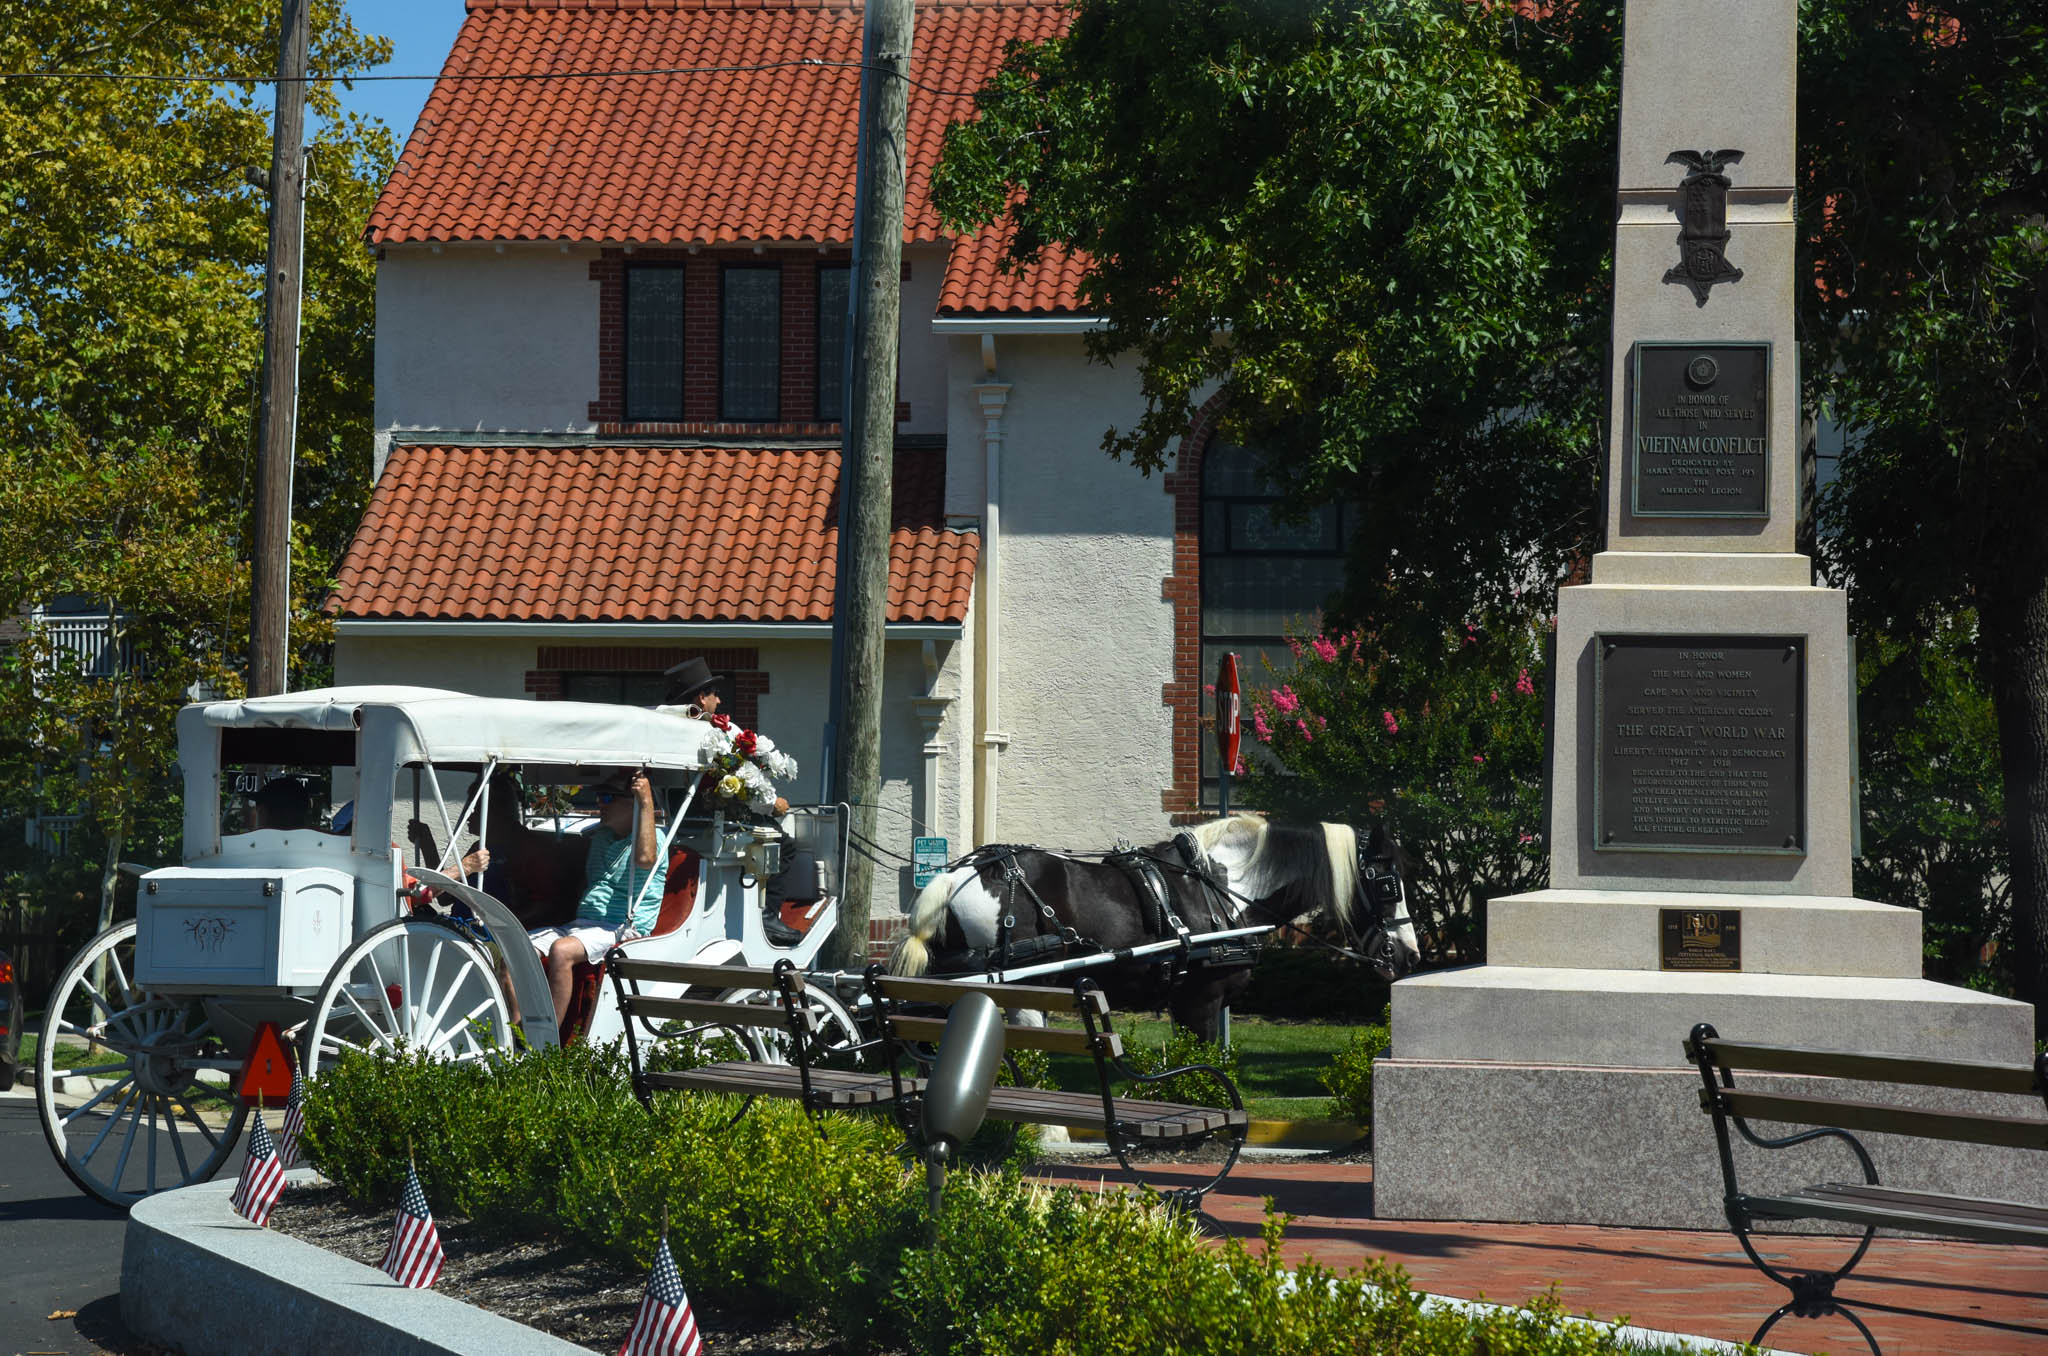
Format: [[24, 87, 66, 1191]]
[[1032, 1158, 2048, 1354]]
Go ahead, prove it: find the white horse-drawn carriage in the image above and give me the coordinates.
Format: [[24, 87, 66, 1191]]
[[34, 686, 850, 1208]]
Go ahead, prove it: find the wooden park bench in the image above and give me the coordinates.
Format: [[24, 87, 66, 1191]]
[[607, 956, 1249, 1210], [609, 957, 906, 1120], [865, 970, 1249, 1211], [1686, 1022, 2048, 1353]]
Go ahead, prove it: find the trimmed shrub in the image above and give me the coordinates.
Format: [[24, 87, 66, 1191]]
[[303, 1044, 1714, 1355], [1123, 1025, 1241, 1109], [1320, 1007, 1392, 1127]]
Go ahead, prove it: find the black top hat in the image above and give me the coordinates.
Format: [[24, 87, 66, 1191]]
[[663, 656, 724, 704]]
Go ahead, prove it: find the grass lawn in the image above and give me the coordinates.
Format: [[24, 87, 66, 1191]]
[[1042, 1013, 1371, 1120]]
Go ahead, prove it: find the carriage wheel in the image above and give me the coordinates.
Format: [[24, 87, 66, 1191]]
[[722, 983, 864, 1068], [302, 918, 513, 1074], [34, 920, 250, 1210]]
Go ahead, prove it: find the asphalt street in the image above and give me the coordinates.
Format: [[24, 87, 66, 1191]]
[[0, 1083, 204, 1356]]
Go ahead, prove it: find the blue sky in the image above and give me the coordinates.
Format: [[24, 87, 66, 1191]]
[[338, 0, 467, 146]]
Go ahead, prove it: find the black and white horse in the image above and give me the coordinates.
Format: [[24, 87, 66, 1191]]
[[888, 816, 1422, 1040]]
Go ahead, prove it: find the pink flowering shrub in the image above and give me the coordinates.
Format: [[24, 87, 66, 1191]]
[[1241, 612, 1551, 965]]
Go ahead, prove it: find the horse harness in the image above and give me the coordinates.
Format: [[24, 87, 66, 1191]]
[[975, 831, 1238, 977]]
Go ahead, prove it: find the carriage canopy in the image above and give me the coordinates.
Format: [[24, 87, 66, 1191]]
[[177, 686, 723, 862]]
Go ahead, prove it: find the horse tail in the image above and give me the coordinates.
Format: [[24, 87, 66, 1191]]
[[887, 868, 959, 976], [1322, 821, 1358, 930]]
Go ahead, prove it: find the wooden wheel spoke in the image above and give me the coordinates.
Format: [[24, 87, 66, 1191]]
[[339, 986, 396, 1047], [420, 958, 479, 1038], [77, 1083, 139, 1170], [162, 1099, 196, 1180], [107, 948, 138, 1011]]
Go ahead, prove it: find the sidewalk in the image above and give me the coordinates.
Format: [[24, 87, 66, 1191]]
[[1031, 1157, 2048, 1354]]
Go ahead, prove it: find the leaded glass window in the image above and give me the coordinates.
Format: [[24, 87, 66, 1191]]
[[624, 266, 686, 421], [1200, 442, 1349, 803], [816, 264, 851, 422], [721, 266, 781, 420]]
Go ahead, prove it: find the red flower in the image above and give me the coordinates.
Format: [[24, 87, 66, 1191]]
[[708, 712, 734, 731], [734, 729, 758, 756]]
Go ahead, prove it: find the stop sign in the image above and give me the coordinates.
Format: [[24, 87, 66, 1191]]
[[1216, 652, 1242, 775]]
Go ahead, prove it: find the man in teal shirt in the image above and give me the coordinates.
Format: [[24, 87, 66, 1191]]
[[525, 770, 666, 1028]]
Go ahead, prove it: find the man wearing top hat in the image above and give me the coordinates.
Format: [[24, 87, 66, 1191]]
[[663, 656, 812, 948]]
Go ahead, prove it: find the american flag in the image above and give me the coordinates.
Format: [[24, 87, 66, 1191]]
[[229, 1114, 286, 1227], [275, 1063, 307, 1168], [379, 1162, 445, 1289], [619, 1235, 704, 1356]]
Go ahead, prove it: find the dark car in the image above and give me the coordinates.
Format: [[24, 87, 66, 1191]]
[[0, 945, 19, 1089]]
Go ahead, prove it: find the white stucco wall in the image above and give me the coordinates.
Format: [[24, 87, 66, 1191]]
[[898, 245, 950, 438], [945, 333, 1177, 852], [375, 246, 600, 455]]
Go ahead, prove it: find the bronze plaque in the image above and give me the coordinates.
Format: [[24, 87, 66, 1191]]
[[1661, 908, 1742, 972], [1595, 635, 1805, 854], [1632, 341, 1770, 517]]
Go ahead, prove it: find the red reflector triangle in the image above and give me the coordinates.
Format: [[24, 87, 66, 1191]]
[[237, 1021, 295, 1102]]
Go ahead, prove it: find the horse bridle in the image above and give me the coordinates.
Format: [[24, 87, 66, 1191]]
[[1352, 838, 1413, 982]]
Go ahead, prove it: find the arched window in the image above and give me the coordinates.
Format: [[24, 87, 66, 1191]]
[[1200, 443, 1349, 806]]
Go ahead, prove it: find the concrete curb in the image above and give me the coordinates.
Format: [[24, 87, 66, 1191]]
[[120, 1169, 584, 1356]]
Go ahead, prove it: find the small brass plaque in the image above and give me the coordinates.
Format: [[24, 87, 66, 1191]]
[[1660, 908, 1742, 972]]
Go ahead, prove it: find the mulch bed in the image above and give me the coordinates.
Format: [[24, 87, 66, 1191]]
[[269, 1145, 1369, 1353], [270, 1185, 863, 1354]]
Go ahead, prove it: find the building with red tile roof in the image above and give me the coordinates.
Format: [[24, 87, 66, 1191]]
[[335, 0, 1339, 929]]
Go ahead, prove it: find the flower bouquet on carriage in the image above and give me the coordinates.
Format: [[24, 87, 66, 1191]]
[[688, 711, 799, 816]]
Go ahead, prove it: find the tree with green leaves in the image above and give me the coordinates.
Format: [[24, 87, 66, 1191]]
[[932, 0, 1621, 649], [1852, 617, 2012, 992], [0, 0, 391, 926], [1241, 615, 1550, 965], [1800, 1, 2048, 1032]]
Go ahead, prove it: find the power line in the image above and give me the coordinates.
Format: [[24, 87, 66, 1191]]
[[0, 59, 990, 99]]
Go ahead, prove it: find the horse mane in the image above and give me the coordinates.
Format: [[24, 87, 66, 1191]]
[[1185, 816, 1356, 929]]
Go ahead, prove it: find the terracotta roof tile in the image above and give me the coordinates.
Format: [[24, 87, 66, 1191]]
[[367, 0, 1069, 247], [331, 445, 975, 624], [936, 217, 1088, 314]]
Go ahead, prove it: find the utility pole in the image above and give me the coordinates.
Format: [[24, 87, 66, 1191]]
[[248, 0, 309, 697], [825, 0, 915, 970]]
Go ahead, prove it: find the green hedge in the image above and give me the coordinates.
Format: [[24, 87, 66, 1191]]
[[303, 1044, 1722, 1355]]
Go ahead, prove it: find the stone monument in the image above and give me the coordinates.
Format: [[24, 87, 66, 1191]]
[[1371, 0, 2039, 1228]]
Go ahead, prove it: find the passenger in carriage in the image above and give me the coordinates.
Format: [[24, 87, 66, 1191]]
[[663, 658, 806, 947], [525, 769, 666, 1028], [251, 776, 313, 830]]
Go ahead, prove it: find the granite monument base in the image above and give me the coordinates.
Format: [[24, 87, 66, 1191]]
[[1372, 1057, 2048, 1229]]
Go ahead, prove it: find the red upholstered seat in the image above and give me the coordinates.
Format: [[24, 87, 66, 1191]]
[[558, 848, 702, 1047]]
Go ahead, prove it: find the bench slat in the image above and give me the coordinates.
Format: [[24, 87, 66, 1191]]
[[1717, 1087, 2048, 1151], [1743, 1184, 2048, 1246], [979, 1085, 1246, 1137], [886, 1012, 1121, 1059], [1812, 1183, 2048, 1225], [646, 1063, 911, 1108], [624, 993, 814, 1032], [1703, 1039, 2043, 1096], [872, 974, 1104, 1016], [612, 958, 799, 994]]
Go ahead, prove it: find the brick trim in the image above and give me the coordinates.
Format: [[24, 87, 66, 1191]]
[[1159, 393, 1230, 816], [525, 644, 769, 730], [590, 248, 853, 427]]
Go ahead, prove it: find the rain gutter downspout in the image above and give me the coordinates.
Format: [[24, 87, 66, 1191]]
[[972, 337, 1010, 845]]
